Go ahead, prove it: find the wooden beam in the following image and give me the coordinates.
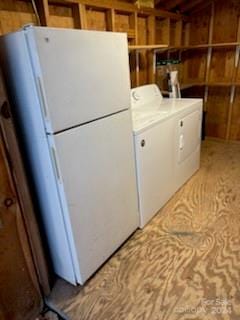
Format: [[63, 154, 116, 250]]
[[78, 3, 88, 29], [179, 0, 206, 13], [147, 15, 156, 83], [35, 0, 50, 26], [129, 12, 138, 42], [128, 12, 138, 87], [140, 7, 187, 20], [181, 82, 240, 87], [128, 44, 168, 51], [72, 3, 81, 28], [203, 1, 214, 114], [49, 0, 184, 20], [183, 22, 190, 45], [156, 42, 240, 53], [208, 1, 214, 44], [106, 9, 116, 31], [174, 19, 182, 46], [190, 0, 214, 15], [204, 1, 214, 84], [226, 16, 240, 140], [160, 0, 187, 11]]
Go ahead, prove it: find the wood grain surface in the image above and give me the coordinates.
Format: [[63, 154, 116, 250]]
[[0, 130, 42, 320], [49, 140, 240, 320]]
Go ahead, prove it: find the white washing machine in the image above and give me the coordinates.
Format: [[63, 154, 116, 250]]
[[131, 84, 203, 228]]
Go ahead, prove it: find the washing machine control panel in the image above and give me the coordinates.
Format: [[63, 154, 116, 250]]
[[131, 84, 162, 108]]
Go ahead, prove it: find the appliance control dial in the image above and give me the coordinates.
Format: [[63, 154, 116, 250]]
[[132, 91, 140, 101]]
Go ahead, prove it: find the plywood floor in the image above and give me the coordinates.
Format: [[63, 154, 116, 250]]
[[48, 140, 240, 320]]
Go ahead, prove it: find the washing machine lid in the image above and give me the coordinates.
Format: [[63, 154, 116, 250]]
[[132, 97, 203, 134]]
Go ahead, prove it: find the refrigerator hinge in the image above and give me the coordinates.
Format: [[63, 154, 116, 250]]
[[22, 24, 34, 31]]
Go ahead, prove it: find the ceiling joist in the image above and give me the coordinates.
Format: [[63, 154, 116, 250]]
[[179, 0, 206, 13], [154, 0, 209, 14], [190, 0, 214, 15], [161, 0, 186, 11]]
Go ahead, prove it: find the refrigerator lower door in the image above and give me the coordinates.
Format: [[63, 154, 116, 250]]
[[50, 110, 139, 284]]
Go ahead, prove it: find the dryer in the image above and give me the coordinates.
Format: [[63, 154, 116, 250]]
[[131, 84, 202, 228]]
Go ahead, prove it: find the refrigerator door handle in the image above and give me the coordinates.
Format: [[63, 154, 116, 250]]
[[37, 76, 49, 119], [51, 147, 61, 181]]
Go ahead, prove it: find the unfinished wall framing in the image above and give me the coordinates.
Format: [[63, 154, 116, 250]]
[[152, 0, 240, 142], [0, 0, 240, 141], [177, 0, 240, 141], [0, 0, 183, 87]]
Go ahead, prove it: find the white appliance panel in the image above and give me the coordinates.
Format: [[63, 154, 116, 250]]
[[131, 84, 203, 228], [0, 28, 139, 285], [52, 110, 139, 283], [174, 109, 202, 190], [27, 27, 131, 133], [175, 146, 200, 192], [0, 31, 79, 284], [134, 118, 175, 227], [131, 84, 162, 109], [178, 110, 201, 163]]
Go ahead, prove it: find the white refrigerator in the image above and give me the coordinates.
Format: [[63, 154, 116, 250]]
[[0, 26, 139, 285]]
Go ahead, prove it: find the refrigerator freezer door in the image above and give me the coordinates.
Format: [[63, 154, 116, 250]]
[[51, 110, 139, 284], [26, 27, 131, 133]]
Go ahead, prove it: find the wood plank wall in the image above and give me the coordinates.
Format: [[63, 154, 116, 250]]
[[0, 0, 182, 84], [0, 0, 239, 141], [181, 0, 240, 142]]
